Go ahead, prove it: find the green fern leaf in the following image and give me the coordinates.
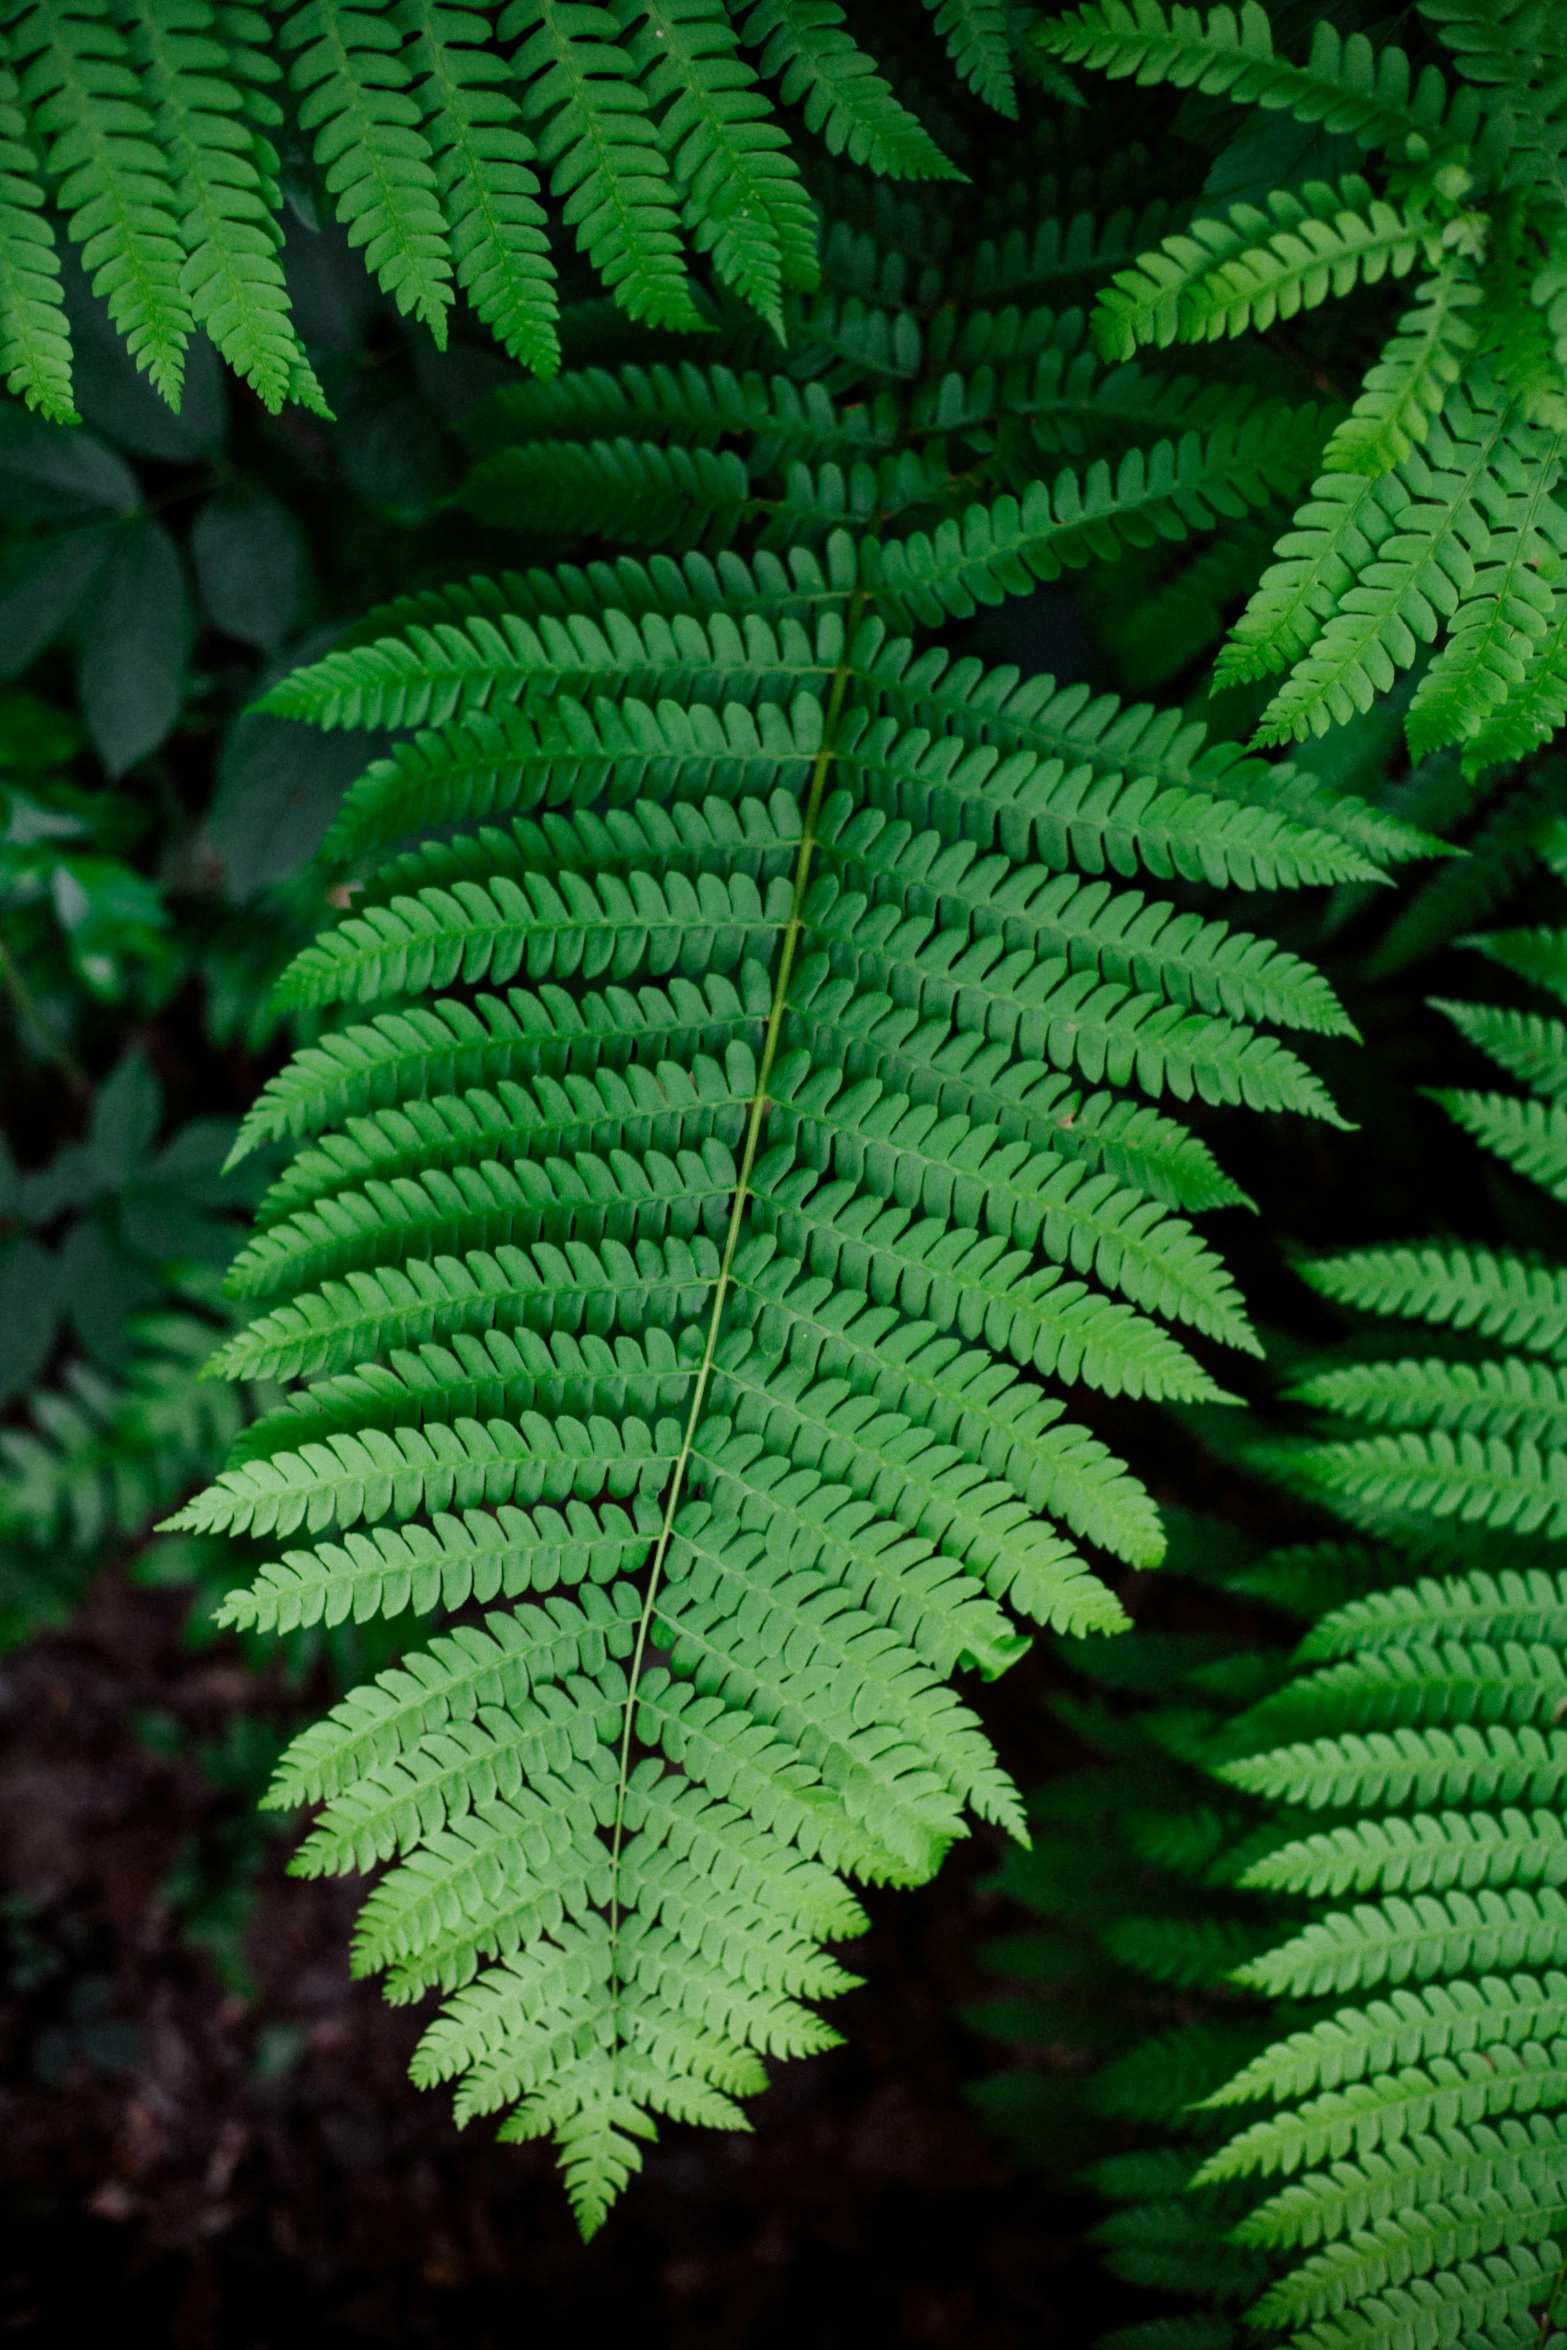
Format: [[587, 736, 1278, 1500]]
[[124, 0, 324, 415], [1405, 423, 1567, 759], [0, 55, 73, 420], [924, 0, 1014, 119], [1034, 3, 1460, 158], [10, 0, 191, 402], [501, 0, 702, 330], [1095, 179, 1440, 362], [619, 0, 817, 335], [1249, 383, 1521, 745], [396, 0, 560, 377], [280, 0, 454, 339], [739, 0, 960, 182], [1322, 264, 1483, 477]]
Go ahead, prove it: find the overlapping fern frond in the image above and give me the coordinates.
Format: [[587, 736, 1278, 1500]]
[[175, 141, 1393, 2235], [1025, 868, 1567, 2342], [0, 0, 1071, 416], [1035, 0, 1567, 775]]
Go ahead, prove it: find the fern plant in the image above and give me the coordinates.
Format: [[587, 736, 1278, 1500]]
[[1035, 0, 1567, 777], [158, 115, 1420, 2229], [989, 820, 1567, 2345], [0, 0, 1081, 422]]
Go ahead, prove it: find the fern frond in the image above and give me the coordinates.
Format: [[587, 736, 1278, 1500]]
[[1234, 1887, 1567, 2002], [1209, 1974, 1567, 2108], [1292, 1356, 1567, 1447], [0, 57, 73, 420], [869, 407, 1327, 625], [1298, 1245, 1567, 1358], [1322, 264, 1483, 478], [124, 0, 323, 415], [622, 0, 817, 334], [1095, 179, 1440, 362], [396, 0, 560, 377], [739, 0, 960, 182], [280, 0, 454, 339], [1222, 1724, 1567, 1816], [1405, 424, 1567, 759], [1034, 4, 1459, 158], [1267, 1425, 1567, 1542], [1230, 2112, 1567, 2251], [1437, 996, 1567, 1100], [1249, 2192, 1567, 2330], [192, 127, 1376, 2230], [924, 0, 1014, 119], [1432, 1089, 1567, 1203], [10, 0, 191, 401], [1250, 385, 1522, 744], [502, 0, 702, 330]]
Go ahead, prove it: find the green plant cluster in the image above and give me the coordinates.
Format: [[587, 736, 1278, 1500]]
[[8, 0, 1567, 2307]]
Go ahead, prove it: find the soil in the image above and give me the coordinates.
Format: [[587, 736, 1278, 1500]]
[[0, 1568, 1113, 2350]]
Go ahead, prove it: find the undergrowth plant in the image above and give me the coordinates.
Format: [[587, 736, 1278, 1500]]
[[163, 71, 1431, 2223]]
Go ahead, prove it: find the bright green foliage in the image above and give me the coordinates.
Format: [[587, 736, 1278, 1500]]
[[281, 0, 455, 340], [9, 0, 191, 405], [180, 148, 1378, 2237], [1037, 0, 1567, 772], [126, 1, 324, 417], [396, 0, 558, 378], [503, 0, 699, 334], [0, 0, 1052, 402], [619, 0, 817, 336], [0, 51, 71, 420]]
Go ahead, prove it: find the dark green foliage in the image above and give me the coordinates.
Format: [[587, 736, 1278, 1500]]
[[163, 37, 1412, 2226]]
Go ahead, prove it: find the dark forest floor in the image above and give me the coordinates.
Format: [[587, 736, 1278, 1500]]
[[0, 1570, 1115, 2349]]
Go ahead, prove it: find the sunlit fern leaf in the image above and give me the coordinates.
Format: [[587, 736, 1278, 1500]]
[[0, 54, 73, 420], [1462, 596, 1567, 775], [124, 0, 325, 416], [738, 0, 960, 182], [1322, 263, 1482, 479], [1436, 996, 1567, 1100], [619, 0, 818, 336], [187, 149, 1380, 2236], [1250, 382, 1526, 745], [10, 0, 191, 402], [280, 0, 454, 340], [1094, 178, 1440, 362], [395, 0, 560, 379], [1405, 424, 1567, 760], [502, 0, 702, 332]]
